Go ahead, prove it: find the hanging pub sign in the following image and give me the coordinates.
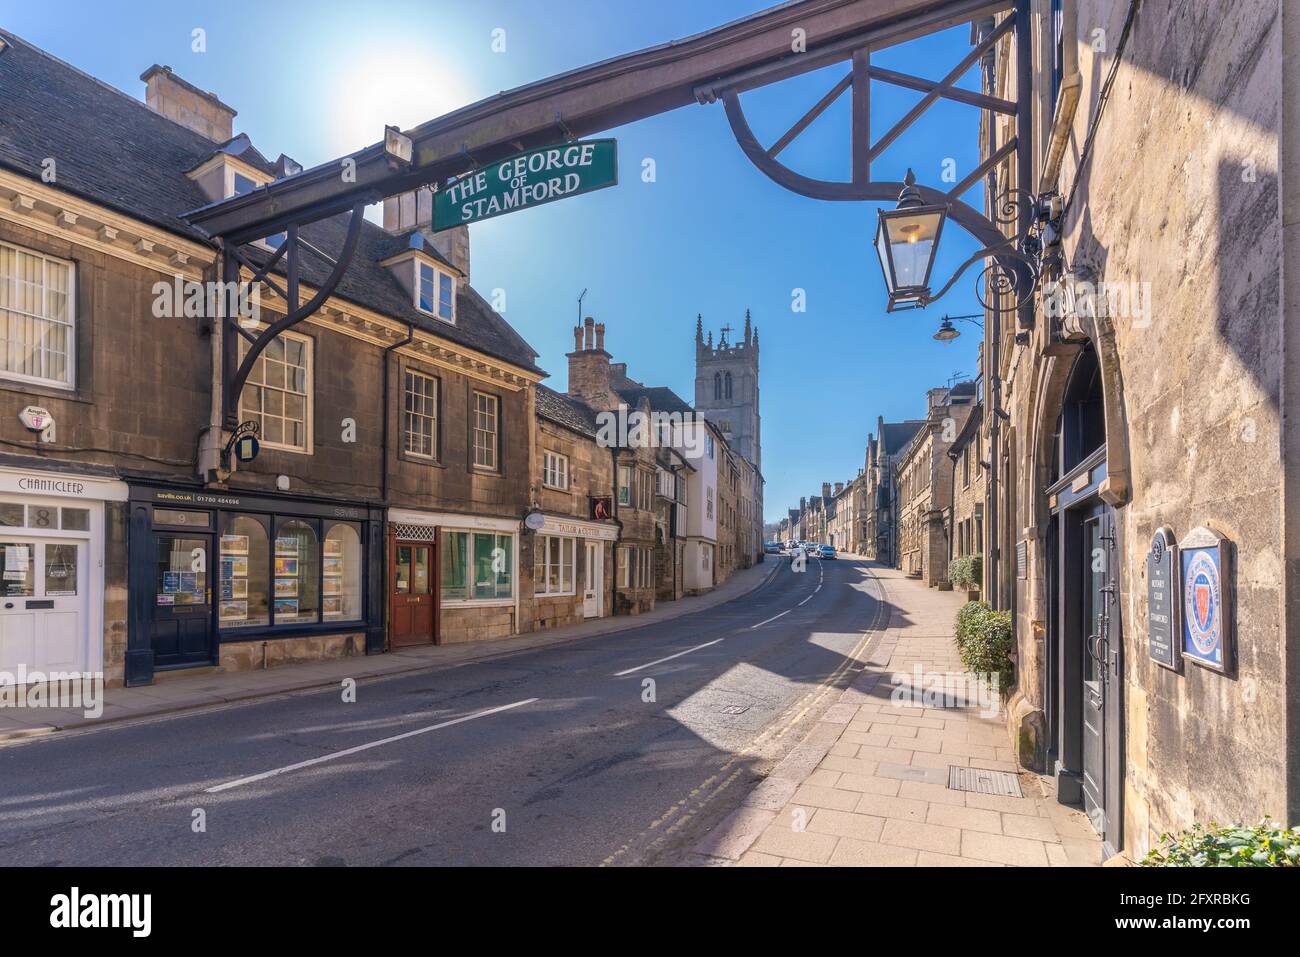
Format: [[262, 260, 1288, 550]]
[[432, 139, 618, 230], [590, 496, 612, 522], [1177, 525, 1235, 675], [1146, 526, 1180, 670]]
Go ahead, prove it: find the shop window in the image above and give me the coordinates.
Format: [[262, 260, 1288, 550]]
[[534, 535, 574, 596], [472, 391, 499, 470], [395, 544, 431, 595], [442, 531, 513, 601], [323, 523, 362, 621], [274, 519, 319, 624], [44, 543, 78, 596], [403, 370, 438, 459], [0, 541, 35, 596], [240, 332, 311, 452], [220, 515, 269, 628], [0, 242, 75, 389]]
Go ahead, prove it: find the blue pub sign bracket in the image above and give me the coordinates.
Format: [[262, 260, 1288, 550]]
[[1177, 525, 1235, 675]]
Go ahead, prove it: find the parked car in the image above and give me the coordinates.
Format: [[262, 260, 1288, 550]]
[[819, 544, 837, 559], [764, 541, 781, 554]]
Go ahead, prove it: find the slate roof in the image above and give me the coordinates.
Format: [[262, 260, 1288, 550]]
[[614, 386, 695, 417], [535, 384, 601, 438], [0, 28, 543, 375], [880, 421, 925, 456]]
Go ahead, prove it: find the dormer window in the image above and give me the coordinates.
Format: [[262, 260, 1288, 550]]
[[229, 170, 284, 250], [416, 260, 455, 323]]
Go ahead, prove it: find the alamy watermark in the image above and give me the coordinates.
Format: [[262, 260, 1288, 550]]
[[0, 667, 104, 719], [1041, 278, 1153, 329], [595, 404, 709, 458], [151, 276, 261, 325], [889, 665, 1000, 719]]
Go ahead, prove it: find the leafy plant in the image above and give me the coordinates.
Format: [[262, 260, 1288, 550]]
[[958, 606, 1013, 689], [949, 555, 983, 592], [1142, 820, 1300, 867], [955, 600, 991, 651]]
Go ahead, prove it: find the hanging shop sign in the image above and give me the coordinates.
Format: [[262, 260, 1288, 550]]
[[1177, 525, 1235, 675], [433, 139, 618, 230], [1146, 526, 1180, 670]]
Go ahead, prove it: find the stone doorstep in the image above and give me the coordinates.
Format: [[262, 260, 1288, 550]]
[[0, 561, 780, 743]]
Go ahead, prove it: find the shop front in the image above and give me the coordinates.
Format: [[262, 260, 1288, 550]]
[[386, 509, 520, 645], [0, 464, 127, 684], [125, 484, 383, 686], [529, 513, 619, 630]]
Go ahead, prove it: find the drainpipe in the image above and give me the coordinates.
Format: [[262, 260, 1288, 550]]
[[610, 444, 623, 616], [380, 323, 415, 504]]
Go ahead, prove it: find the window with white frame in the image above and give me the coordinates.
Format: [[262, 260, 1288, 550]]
[[472, 391, 499, 470], [416, 260, 456, 323], [534, 535, 575, 595], [240, 331, 310, 451], [706, 487, 714, 520], [617, 546, 630, 588], [403, 369, 438, 459], [0, 243, 75, 389], [543, 451, 569, 490], [618, 466, 632, 506]]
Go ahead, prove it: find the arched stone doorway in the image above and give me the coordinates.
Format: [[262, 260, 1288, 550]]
[[1037, 340, 1125, 857]]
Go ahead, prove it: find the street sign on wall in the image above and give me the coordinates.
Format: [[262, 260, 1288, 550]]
[[1146, 526, 1179, 670], [433, 139, 618, 230]]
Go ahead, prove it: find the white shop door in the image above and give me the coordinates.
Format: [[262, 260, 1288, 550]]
[[0, 537, 88, 677]]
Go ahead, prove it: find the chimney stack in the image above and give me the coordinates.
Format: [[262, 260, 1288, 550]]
[[567, 316, 611, 403], [835, 482, 845, 496], [822, 482, 832, 499], [140, 65, 235, 142]]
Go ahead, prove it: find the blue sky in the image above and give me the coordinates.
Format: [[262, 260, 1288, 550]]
[[6, 0, 987, 522]]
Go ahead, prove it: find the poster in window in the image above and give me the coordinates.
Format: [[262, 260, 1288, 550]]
[[275, 537, 299, 557], [219, 600, 248, 620], [274, 598, 299, 617], [220, 534, 250, 556], [322, 577, 342, 597], [162, 571, 181, 594], [274, 577, 299, 598], [274, 557, 298, 577], [323, 596, 343, 617], [324, 538, 345, 558], [222, 556, 248, 579], [221, 577, 249, 600], [323, 556, 344, 576]]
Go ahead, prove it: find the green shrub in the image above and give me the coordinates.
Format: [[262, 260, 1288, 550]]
[[949, 554, 983, 592], [955, 600, 991, 651], [1142, 820, 1300, 867], [959, 608, 1013, 689]]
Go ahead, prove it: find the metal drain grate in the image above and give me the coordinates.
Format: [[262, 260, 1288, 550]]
[[947, 766, 1023, 798]]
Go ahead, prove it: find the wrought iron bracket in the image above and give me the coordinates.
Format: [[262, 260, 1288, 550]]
[[220, 201, 368, 430]]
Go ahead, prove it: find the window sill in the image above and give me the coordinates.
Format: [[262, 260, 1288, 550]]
[[441, 597, 514, 608]]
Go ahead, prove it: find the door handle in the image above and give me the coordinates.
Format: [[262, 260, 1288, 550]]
[[1094, 636, 1110, 677]]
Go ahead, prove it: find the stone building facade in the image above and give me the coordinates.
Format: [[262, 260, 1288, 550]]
[[0, 35, 549, 686], [945, 396, 986, 597], [894, 385, 977, 587], [977, 0, 1297, 859], [861, 418, 924, 564]]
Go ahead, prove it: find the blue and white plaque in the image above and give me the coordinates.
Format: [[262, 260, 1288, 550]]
[[1177, 526, 1234, 675]]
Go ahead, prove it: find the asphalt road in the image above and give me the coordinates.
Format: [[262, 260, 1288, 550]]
[[0, 555, 884, 866]]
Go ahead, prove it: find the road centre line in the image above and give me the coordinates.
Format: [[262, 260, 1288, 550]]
[[613, 638, 726, 676], [750, 608, 792, 629], [204, 698, 539, 793]]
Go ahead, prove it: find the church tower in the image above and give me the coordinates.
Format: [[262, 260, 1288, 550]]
[[694, 310, 761, 471]]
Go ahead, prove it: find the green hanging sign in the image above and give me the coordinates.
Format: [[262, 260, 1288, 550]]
[[432, 139, 618, 230]]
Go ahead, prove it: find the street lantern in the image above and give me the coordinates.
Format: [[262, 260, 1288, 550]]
[[875, 169, 947, 311], [933, 317, 959, 341], [932, 312, 984, 343]]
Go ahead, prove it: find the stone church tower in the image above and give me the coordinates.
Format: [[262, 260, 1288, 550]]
[[694, 310, 761, 471]]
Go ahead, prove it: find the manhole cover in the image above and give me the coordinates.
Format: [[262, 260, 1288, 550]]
[[719, 705, 750, 715], [947, 766, 1023, 798]]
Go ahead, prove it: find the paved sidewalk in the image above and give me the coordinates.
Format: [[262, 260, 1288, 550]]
[[0, 559, 780, 742], [693, 564, 1104, 867]]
